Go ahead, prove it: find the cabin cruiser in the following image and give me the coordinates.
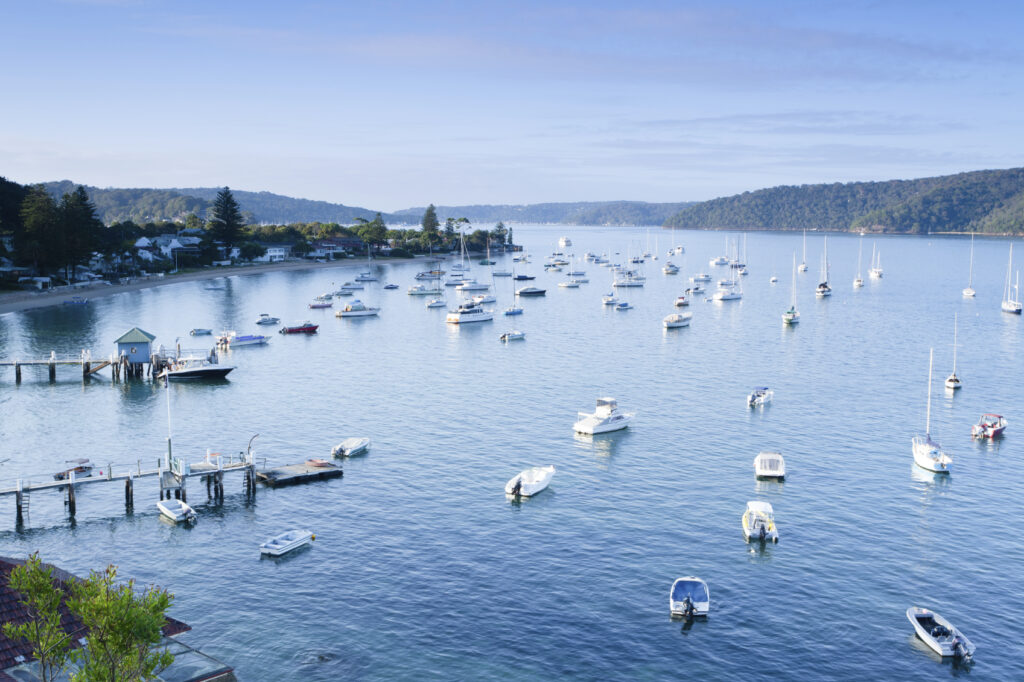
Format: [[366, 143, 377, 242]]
[[505, 465, 555, 497], [513, 273, 535, 281], [690, 273, 711, 282], [663, 312, 692, 328], [747, 387, 773, 407], [255, 313, 280, 325], [754, 451, 785, 479], [455, 279, 490, 292], [280, 321, 319, 334], [260, 530, 315, 556], [558, 280, 581, 288], [674, 295, 689, 307], [426, 298, 446, 308], [669, 577, 710, 618], [446, 301, 493, 324], [709, 256, 728, 266], [612, 272, 645, 287], [157, 499, 197, 524], [906, 607, 975, 660], [336, 299, 380, 317], [971, 414, 1007, 439], [516, 287, 546, 296], [216, 331, 269, 347], [471, 294, 496, 304], [742, 501, 779, 543], [309, 299, 333, 309], [663, 262, 679, 275], [573, 398, 633, 434], [161, 356, 234, 380]]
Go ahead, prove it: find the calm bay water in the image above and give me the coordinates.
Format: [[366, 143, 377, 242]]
[[0, 226, 1022, 680]]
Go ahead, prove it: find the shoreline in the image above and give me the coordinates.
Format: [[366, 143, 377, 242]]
[[0, 258, 419, 316]]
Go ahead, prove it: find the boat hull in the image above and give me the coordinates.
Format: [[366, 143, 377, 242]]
[[165, 367, 233, 380], [907, 607, 975, 659]]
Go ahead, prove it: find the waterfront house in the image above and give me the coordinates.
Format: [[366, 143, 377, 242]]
[[0, 556, 234, 681], [310, 237, 364, 259], [254, 243, 293, 262]]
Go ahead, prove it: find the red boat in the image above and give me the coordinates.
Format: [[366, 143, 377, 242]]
[[279, 321, 319, 334], [971, 414, 1007, 439]]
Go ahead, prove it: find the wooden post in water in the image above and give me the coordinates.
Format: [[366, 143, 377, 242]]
[[48, 352, 56, 382], [66, 473, 76, 516], [125, 473, 134, 511], [15, 480, 23, 521], [14, 362, 21, 383]]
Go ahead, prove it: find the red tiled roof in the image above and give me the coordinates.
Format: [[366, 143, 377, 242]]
[[0, 556, 189, 671]]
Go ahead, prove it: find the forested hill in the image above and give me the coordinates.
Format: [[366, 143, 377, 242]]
[[663, 167, 1024, 234], [40, 182, 386, 225], [391, 201, 694, 226]]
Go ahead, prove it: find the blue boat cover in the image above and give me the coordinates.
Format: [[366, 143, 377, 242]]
[[671, 580, 708, 603]]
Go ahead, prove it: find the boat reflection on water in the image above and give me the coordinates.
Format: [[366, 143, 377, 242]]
[[910, 463, 952, 488], [573, 429, 632, 462], [754, 478, 784, 494]]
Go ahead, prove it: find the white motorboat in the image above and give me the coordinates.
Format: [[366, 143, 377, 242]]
[[602, 293, 618, 305], [339, 281, 364, 290], [260, 529, 315, 556], [783, 253, 800, 325], [354, 272, 377, 282], [912, 349, 952, 474], [971, 413, 1007, 439], [308, 300, 333, 309], [718, 278, 736, 287], [446, 301, 493, 324], [710, 255, 728, 266], [1002, 244, 1022, 313], [663, 312, 692, 328], [255, 314, 280, 325], [663, 262, 679, 275], [336, 299, 380, 317], [471, 293, 497, 304], [216, 331, 270, 348], [456, 279, 490, 292], [500, 330, 525, 342], [769, 275, 778, 284], [690, 273, 711, 282], [798, 229, 808, 272], [713, 287, 741, 301], [753, 451, 785, 479], [160, 356, 234, 380], [573, 397, 633, 434], [869, 243, 883, 278], [505, 465, 556, 497], [516, 287, 546, 297], [906, 607, 975, 660], [673, 295, 688, 307], [612, 272, 645, 287], [331, 437, 370, 457], [408, 283, 443, 296], [559, 236, 572, 248], [963, 233, 976, 297], [669, 577, 710, 618], [157, 499, 197, 524], [747, 387, 773, 407], [742, 501, 779, 543], [687, 283, 704, 294], [426, 297, 447, 308], [558, 280, 581, 288], [332, 288, 353, 297], [944, 314, 961, 390]]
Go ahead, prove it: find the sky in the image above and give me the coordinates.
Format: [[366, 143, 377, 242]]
[[1, 0, 1022, 211]]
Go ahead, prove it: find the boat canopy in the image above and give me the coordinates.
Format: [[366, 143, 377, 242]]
[[981, 413, 1003, 419], [671, 579, 709, 603], [746, 500, 774, 516]]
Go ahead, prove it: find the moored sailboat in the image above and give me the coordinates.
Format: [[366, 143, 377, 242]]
[[912, 349, 952, 474]]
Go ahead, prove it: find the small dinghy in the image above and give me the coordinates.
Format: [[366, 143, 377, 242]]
[[742, 501, 779, 543], [384, 283, 399, 290], [260, 530, 315, 556], [747, 387, 773, 407], [157, 498, 197, 524], [331, 437, 370, 457], [663, 312, 692, 328], [504, 465, 555, 498], [753, 451, 785, 479], [971, 413, 1007, 439], [500, 330, 525, 342], [669, 577, 710, 618], [53, 458, 94, 481], [906, 607, 975, 660]]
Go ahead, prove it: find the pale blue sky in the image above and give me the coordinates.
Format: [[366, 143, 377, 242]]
[[1, 0, 1022, 210]]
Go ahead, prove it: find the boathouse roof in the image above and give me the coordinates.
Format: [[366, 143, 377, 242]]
[[114, 327, 156, 344]]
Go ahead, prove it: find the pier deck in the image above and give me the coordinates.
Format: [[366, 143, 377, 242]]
[[256, 462, 343, 487]]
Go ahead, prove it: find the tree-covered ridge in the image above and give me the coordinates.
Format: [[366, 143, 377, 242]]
[[391, 201, 694, 226], [170, 187, 385, 224], [664, 167, 1024, 234]]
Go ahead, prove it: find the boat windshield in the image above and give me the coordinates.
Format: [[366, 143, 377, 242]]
[[671, 580, 708, 603]]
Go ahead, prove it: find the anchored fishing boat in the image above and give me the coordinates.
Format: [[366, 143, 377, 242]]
[[906, 607, 975, 661], [504, 465, 555, 497]]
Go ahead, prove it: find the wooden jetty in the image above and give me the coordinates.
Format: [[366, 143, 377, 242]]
[[0, 350, 114, 383], [256, 462, 343, 487]]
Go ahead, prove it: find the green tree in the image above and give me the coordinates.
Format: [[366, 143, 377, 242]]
[[207, 187, 244, 249], [59, 186, 103, 281], [18, 185, 61, 274], [421, 204, 439, 234], [357, 213, 387, 252], [238, 241, 267, 261], [492, 221, 507, 244], [2, 553, 72, 682], [184, 213, 203, 231], [506, 226, 514, 246], [67, 565, 174, 682]]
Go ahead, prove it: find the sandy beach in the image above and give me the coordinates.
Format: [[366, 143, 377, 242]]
[[0, 258, 416, 316]]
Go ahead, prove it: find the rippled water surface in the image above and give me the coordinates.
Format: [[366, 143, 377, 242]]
[[1, 226, 1022, 680]]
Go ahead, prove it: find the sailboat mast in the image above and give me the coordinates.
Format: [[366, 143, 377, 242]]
[[968, 233, 974, 287], [1006, 245, 1014, 302], [802, 229, 806, 262], [790, 253, 797, 306], [926, 348, 934, 436], [952, 314, 958, 373], [857, 237, 863, 278]]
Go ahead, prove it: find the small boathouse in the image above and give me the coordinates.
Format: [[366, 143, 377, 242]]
[[114, 326, 156, 377]]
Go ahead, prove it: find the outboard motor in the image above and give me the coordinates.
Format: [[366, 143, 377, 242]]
[[511, 479, 522, 497], [759, 525, 767, 542], [951, 635, 971, 661], [681, 596, 695, 619]]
